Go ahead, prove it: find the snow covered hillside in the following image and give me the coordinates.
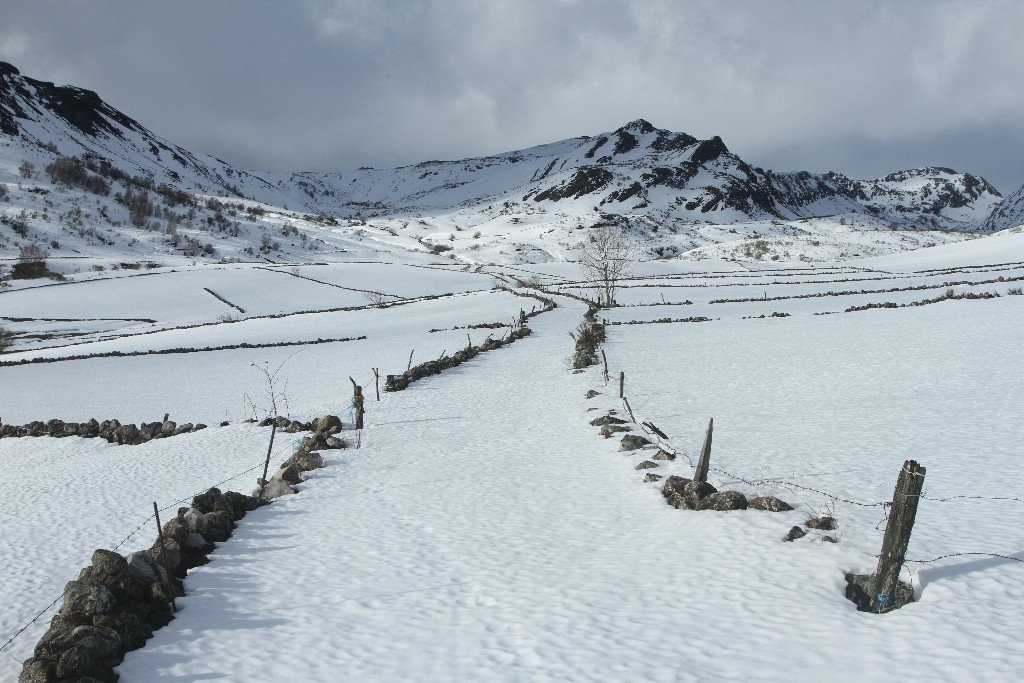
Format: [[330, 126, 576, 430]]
[[1, 61, 1018, 276]]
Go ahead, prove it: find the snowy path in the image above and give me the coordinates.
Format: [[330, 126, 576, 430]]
[[116, 297, 1020, 681]]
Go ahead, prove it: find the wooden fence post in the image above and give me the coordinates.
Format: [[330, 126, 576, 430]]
[[407, 350, 415, 371], [619, 371, 625, 399], [260, 423, 278, 491], [871, 459, 926, 613], [693, 418, 713, 482], [373, 368, 380, 401], [152, 503, 177, 613], [601, 350, 609, 384], [349, 377, 364, 430]]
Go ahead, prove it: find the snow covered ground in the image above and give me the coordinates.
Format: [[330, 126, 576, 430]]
[[2, 237, 1023, 681]]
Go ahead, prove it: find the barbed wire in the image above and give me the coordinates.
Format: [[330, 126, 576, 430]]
[[1, 435, 295, 655]]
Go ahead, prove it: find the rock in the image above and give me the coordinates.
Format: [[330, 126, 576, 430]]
[[160, 518, 189, 546], [600, 425, 631, 438], [325, 436, 346, 449], [258, 417, 275, 427], [748, 496, 793, 512], [93, 610, 151, 651], [257, 478, 296, 502], [695, 490, 748, 511], [115, 423, 141, 445], [643, 473, 663, 483], [783, 526, 807, 542], [652, 449, 675, 461], [160, 420, 176, 437], [635, 460, 659, 470], [17, 657, 56, 683], [821, 535, 838, 543], [284, 451, 324, 472], [193, 423, 207, 431], [203, 510, 235, 540], [173, 422, 193, 435], [150, 538, 182, 574], [59, 580, 115, 626], [183, 532, 207, 551], [585, 390, 600, 399], [182, 508, 207, 534], [662, 475, 693, 509], [806, 516, 836, 530], [619, 434, 651, 451], [223, 491, 260, 520], [139, 422, 161, 441], [52, 625, 123, 679], [685, 480, 717, 506], [88, 550, 135, 602], [272, 464, 302, 485], [590, 414, 627, 427], [125, 552, 159, 585], [191, 488, 232, 516], [314, 415, 343, 433]]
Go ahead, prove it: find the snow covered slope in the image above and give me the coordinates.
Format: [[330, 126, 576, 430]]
[[0, 61, 1014, 274]]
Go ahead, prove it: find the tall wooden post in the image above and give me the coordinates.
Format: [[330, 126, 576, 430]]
[[260, 423, 278, 490], [693, 418, 713, 482], [349, 377, 364, 430], [871, 460, 926, 613], [373, 368, 380, 401], [619, 371, 625, 399], [601, 350, 609, 384], [152, 503, 177, 613]]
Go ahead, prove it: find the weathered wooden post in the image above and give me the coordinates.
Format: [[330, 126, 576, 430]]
[[152, 503, 177, 613], [619, 371, 625, 399], [349, 376, 364, 430], [601, 350, 609, 384], [260, 422, 278, 491], [406, 349, 415, 371], [373, 368, 380, 401], [871, 459, 926, 613], [693, 418, 713, 482]]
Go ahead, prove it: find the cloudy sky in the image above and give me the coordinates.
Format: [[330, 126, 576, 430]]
[[3, 0, 1023, 193]]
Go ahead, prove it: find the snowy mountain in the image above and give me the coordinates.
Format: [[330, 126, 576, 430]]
[[0, 61, 1014, 268], [983, 183, 1024, 231]]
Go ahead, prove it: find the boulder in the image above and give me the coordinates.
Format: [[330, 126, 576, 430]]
[[160, 518, 190, 547], [652, 449, 675, 461], [590, 414, 627, 427], [748, 496, 793, 512], [619, 434, 651, 451], [87, 550, 135, 602], [600, 425, 631, 438], [17, 657, 55, 683], [695, 490, 748, 511], [634, 460, 659, 470], [191, 488, 232, 516], [643, 473, 663, 483], [93, 610, 151, 651], [272, 464, 302, 485], [182, 508, 208, 534], [115, 423, 141, 445], [139, 422, 161, 441], [661, 475, 692, 509], [325, 435, 347, 449], [125, 552, 159, 585], [683, 480, 718, 508], [223, 491, 261, 520], [257, 478, 296, 502], [53, 625, 123, 679], [150, 538, 182, 574], [585, 390, 600, 399], [193, 423, 207, 431], [806, 516, 836, 530], [845, 572, 914, 613], [283, 450, 324, 472], [783, 526, 807, 542], [59, 579, 115, 626], [313, 415, 343, 433], [173, 422, 194, 435], [160, 420, 176, 437]]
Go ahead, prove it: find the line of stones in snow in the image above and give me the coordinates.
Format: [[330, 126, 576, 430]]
[[386, 291, 556, 392], [0, 417, 209, 444], [17, 430, 333, 683], [588, 407, 794, 514]]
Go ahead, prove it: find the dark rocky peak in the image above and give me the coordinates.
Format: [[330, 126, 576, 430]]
[[0, 61, 20, 77], [619, 118, 656, 134], [690, 136, 729, 165]]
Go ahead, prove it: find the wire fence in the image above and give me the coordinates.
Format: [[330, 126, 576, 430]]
[[0, 435, 296, 658]]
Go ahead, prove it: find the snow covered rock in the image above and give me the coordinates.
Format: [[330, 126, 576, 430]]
[[695, 490, 748, 511], [58, 579, 115, 626], [635, 460, 659, 470], [619, 434, 651, 451], [590, 414, 627, 426], [748, 496, 793, 512], [273, 463, 303, 485]]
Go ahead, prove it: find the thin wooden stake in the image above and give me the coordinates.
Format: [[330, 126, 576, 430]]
[[407, 349, 415, 371], [260, 423, 278, 492], [373, 368, 380, 401], [349, 376, 364, 431], [153, 503, 177, 613], [601, 349, 609, 384], [871, 459, 926, 613], [619, 371, 625, 399], [693, 418, 713, 482]]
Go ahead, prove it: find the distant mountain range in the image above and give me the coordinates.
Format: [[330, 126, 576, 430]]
[[3, 61, 1020, 231]]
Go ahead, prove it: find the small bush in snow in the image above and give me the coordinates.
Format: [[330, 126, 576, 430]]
[[0, 325, 14, 353], [1008, 287, 1023, 296]]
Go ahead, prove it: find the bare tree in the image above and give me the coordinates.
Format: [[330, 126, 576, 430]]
[[577, 224, 636, 307]]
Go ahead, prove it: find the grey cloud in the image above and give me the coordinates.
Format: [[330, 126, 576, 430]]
[[1, 0, 1021, 192]]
